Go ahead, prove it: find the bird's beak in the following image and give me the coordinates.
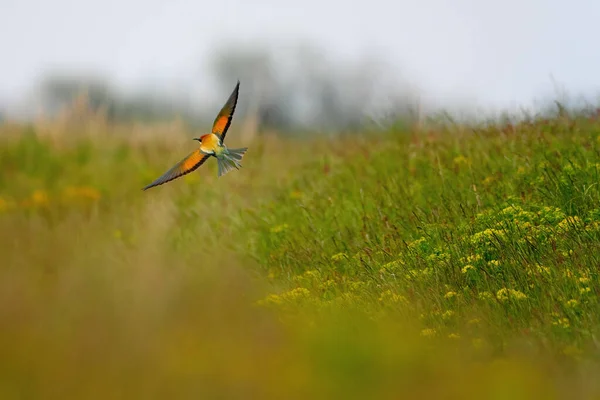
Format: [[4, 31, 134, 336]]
[[193, 138, 200, 142]]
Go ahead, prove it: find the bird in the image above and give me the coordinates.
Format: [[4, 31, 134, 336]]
[[143, 80, 247, 191]]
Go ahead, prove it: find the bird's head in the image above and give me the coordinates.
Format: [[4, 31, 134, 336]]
[[193, 134, 212, 143]]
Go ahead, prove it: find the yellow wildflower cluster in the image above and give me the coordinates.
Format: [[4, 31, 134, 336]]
[[556, 216, 583, 233], [496, 288, 527, 302], [565, 299, 579, 308], [465, 254, 482, 263], [378, 290, 408, 305], [20, 190, 50, 209], [61, 186, 101, 203], [11, 186, 102, 211], [256, 287, 311, 307], [578, 276, 590, 284], [330, 252, 348, 262], [461, 265, 475, 274], [426, 252, 451, 263], [526, 263, 551, 277], [585, 221, 600, 232], [444, 291, 458, 300], [453, 155, 470, 166], [381, 259, 404, 270], [552, 317, 570, 329], [482, 175, 496, 185], [319, 279, 337, 290], [478, 291, 494, 301], [420, 328, 437, 338], [441, 310, 455, 320], [292, 269, 322, 285], [405, 268, 433, 281], [408, 237, 426, 249], [471, 228, 506, 245]]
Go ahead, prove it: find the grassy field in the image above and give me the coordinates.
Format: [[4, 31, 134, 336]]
[[2, 106, 600, 399]]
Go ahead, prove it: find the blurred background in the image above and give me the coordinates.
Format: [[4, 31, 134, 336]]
[[2, 0, 600, 131]]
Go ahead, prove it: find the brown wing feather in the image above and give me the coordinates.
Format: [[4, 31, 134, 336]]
[[211, 80, 240, 142], [143, 149, 210, 190]]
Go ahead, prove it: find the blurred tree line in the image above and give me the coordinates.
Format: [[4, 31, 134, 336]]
[[35, 42, 420, 133], [35, 74, 195, 123]]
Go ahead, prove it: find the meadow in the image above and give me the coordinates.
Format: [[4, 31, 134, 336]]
[[2, 102, 600, 399]]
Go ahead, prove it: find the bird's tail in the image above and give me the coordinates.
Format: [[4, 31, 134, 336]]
[[217, 147, 248, 177]]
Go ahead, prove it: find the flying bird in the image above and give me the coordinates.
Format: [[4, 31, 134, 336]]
[[143, 81, 247, 190]]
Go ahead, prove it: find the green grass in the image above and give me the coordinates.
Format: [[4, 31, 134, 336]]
[[2, 111, 600, 399]]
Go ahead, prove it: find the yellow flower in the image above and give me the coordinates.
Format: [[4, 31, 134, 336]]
[[552, 317, 570, 329], [63, 186, 101, 202], [270, 223, 289, 233], [580, 287, 591, 295], [461, 265, 475, 274], [478, 291, 494, 300], [563, 269, 574, 278], [348, 281, 366, 293], [319, 279, 337, 290], [408, 237, 426, 249], [444, 291, 458, 299], [283, 287, 310, 299], [526, 264, 551, 276], [256, 287, 311, 307], [303, 269, 320, 279], [453, 155, 470, 165], [420, 328, 437, 338], [442, 310, 455, 320], [331, 253, 348, 262], [30, 190, 49, 207], [466, 254, 482, 263], [557, 216, 583, 232], [496, 288, 527, 302], [566, 299, 579, 308], [561, 249, 574, 257], [471, 228, 506, 245], [378, 290, 408, 305], [381, 259, 404, 270], [482, 175, 495, 185], [536, 264, 551, 276]]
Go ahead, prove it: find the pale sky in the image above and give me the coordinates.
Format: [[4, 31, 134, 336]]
[[2, 0, 600, 114]]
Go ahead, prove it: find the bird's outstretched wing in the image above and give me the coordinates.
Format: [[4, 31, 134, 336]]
[[143, 149, 210, 190], [211, 80, 240, 142]]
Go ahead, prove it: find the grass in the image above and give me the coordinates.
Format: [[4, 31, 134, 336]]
[[2, 107, 600, 399]]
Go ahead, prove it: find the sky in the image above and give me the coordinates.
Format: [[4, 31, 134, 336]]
[[2, 0, 600, 115]]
